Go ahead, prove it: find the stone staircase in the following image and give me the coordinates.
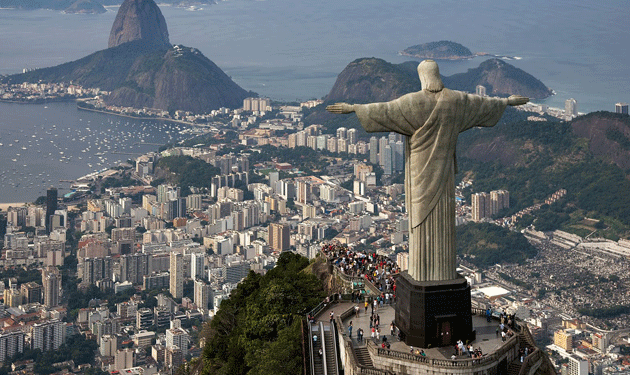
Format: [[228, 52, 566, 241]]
[[354, 346, 374, 368], [507, 360, 522, 375]]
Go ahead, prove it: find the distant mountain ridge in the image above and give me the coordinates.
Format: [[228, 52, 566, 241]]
[[456, 109, 630, 234], [324, 57, 553, 104], [2, 0, 251, 113]]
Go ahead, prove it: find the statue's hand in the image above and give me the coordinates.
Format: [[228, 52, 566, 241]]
[[507, 95, 529, 106], [326, 103, 355, 114]]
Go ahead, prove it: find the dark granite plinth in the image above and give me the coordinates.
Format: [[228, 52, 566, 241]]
[[395, 271, 475, 348]]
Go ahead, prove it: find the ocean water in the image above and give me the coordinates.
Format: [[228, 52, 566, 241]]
[[0, 102, 188, 203], [0, 0, 629, 202]]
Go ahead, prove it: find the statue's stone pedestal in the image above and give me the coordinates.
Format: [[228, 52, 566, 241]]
[[395, 271, 475, 348]]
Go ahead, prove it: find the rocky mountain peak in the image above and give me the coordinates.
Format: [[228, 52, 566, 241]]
[[108, 0, 170, 49]]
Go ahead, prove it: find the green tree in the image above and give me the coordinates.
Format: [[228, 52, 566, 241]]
[[200, 252, 324, 375]]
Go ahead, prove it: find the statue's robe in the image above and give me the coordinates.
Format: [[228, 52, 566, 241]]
[[354, 88, 507, 281]]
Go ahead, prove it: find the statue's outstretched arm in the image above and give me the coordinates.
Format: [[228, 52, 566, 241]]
[[326, 103, 355, 114], [507, 95, 529, 106]]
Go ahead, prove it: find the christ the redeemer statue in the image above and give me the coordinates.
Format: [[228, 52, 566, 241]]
[[327, 60, 528, 282]]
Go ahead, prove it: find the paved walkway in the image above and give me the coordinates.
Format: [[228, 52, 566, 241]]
[[335, 303, 511, 360]]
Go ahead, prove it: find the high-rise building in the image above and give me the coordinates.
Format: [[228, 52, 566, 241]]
[[120, 253, 151, 285], [42, 266, 60, 308], [568, 355, 588, 375], [268, 171, 279, 193], [100, 334, 118, 357], [490, 190, 510, 215], [336, 127, 347, 140], [3, 288, 20, 307], [347, 128, 357, 144], [31, 319, 64, 352], [114, 348, 135, 371], [166, 327, 190, 357], [394, 140, 404, 172], [616, 102, 629, 114], [316, 134, 329, 150], [0, 331, 24, 362], [383, 145, 392, 175], [20, 282, 42, 304], [223, 261, 251, 284], [154, 307, 170, 328], [327, 136, 338, 153], [79, 256, 114, 286], [186, 194, 203, 211], [165, 346, 183, 370], [269, 223, 290, 251], [554, 329, 573, 352], [243, 97, 271, 112], [157, 184, 179, 204], [169, 252, 183, 299], [136, 308, 154, 331], [143, 272, 169, 291], [190, 253, 205, 281], [476, 85, 486, 96], [565, 98, 578, 118], [296, 180, 312, 204], [378, 136, 388, 167], [194, 279, 211, 311], [471, 192, 489, 222], [45, 188, 58, 234], [396, 252, 409, 271], [369, 137, 378, 165]]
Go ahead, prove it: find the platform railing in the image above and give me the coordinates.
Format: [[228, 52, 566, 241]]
[[318, 247, 548, 374]]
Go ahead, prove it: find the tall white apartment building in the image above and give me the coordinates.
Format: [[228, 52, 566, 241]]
[[169, 252, 183, 299], [0, 331, 24, 362], [31, 319, 64, 352], [166, 327, 190, 357]]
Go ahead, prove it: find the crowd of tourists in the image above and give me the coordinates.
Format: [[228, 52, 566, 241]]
[[321, 243, 399, 294], [317, 242, 535, 366]]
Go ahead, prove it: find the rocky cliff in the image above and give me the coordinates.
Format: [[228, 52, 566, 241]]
[[108, 0, 170, 49]]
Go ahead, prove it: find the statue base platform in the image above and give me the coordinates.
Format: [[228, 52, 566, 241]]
[[395, 271, 475, 348]]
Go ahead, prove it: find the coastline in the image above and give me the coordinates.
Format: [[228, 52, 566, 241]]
[[76, 105, 196, 127], [0, 202, 27, 211], [398, 51, 475, 61], [0, 97, 76, 105]]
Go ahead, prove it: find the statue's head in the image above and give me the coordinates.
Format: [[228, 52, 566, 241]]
[[418, 60, 444, 92]]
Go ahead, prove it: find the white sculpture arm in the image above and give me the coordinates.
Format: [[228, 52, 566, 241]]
[[326, 103, 355, 114], [507, 95, 529, 106]]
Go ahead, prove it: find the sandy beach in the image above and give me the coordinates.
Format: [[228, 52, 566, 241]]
[[0, 203, 27, 211]]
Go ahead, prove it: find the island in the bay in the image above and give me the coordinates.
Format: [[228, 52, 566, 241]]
[[400, 40, 519, 61]]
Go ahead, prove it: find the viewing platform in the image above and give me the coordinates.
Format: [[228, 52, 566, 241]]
[[306, 253, 556, 375]]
